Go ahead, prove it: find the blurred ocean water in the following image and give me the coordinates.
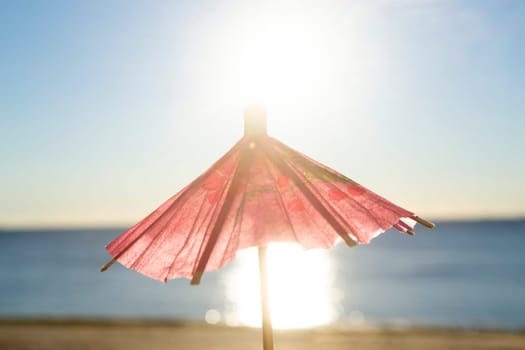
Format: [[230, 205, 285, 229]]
[[0, 220, 524, 329]]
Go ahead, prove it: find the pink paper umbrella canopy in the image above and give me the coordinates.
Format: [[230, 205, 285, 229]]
[[103, 107, 434, 284]]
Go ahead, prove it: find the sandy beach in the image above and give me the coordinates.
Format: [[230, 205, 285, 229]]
[[1, 320, 524, 350]]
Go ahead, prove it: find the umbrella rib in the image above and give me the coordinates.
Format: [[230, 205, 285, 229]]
[[201, 157, 246, 274], [414, 216, 435, 229], [272, 137, 354, 183], [190, 143, 254, 285], [261, 153, 300, 244], [353, 188, 420, 233], [267, 141, 365, 239], [272, 139, 389, 234], [104, 183, 194, 269], [273, 139, 423, 235], [129, 195, 194, 272], [180, 154, 248, 277], [215, 207, 243, 270], [103, 140, 244, 268], [129, 147, 244, 273], [217, 179, 248, 269], [268, 141, 369, 245], [280, 151, 420, 239], [280, 155, 362, 244], [188, 157, 241, 284], [333, 186, 386, 234], [272, 138, 433, 236], [163, 190, 211, 282], [261, 143, 357, 247]]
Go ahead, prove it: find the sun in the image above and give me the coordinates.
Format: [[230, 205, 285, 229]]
[[223, 243, 340, 329], [178, 1, 376, 145], [237, 25, 324, 108]]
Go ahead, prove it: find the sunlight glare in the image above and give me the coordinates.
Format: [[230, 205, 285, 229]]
[[223, 243, 340, 329], [238, 25, 323, 107]]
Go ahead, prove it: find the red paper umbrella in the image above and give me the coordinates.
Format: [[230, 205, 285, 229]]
[[102, 106, 434, 350]]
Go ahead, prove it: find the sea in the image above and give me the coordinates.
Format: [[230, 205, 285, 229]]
[[0, 220, 524, 330]]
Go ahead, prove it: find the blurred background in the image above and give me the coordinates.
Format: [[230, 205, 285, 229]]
[[1, 223, 524, 330], [1, 0, 524, 331]]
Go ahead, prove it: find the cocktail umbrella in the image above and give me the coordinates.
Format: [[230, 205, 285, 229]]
[[101, 106, 434, 350]]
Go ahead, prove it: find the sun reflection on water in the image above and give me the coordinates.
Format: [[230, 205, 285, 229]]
[[222, 243, 341, 329]]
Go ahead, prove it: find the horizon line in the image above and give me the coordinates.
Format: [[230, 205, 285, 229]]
[[1, 216, 524, 232]]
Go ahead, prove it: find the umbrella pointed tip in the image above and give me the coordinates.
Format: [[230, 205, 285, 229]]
[[190, 271, 203, 285], [343, 235, 358, 247], [414, 216, 436, 229], [100, 258, 117, 272], [244, 105, 267, 136]]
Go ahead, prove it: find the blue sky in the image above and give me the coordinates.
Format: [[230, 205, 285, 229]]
[[1, 0, 524, 227]]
